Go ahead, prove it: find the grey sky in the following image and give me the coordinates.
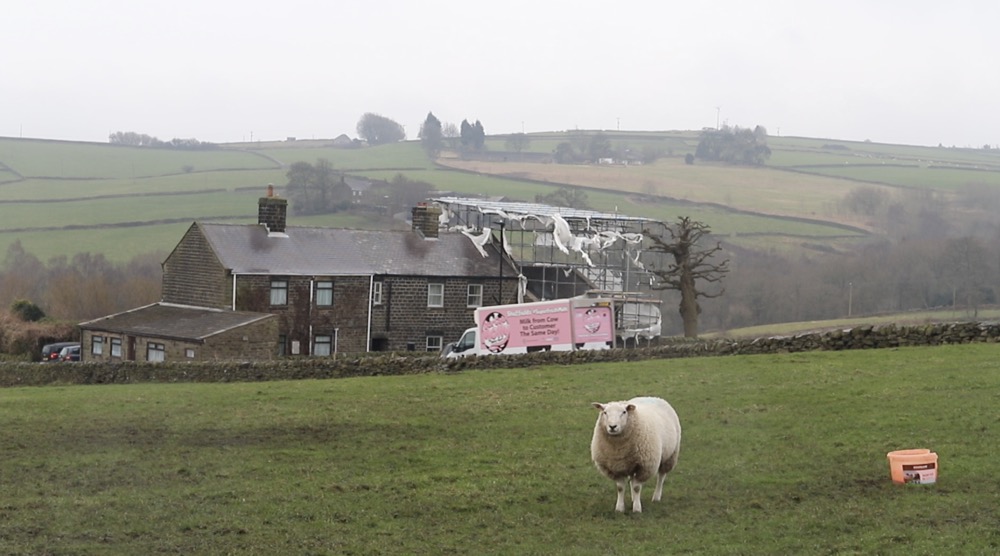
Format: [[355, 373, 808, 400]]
[[5, 0, 998, 147]]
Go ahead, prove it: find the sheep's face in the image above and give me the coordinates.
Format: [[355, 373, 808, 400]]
[[593, 401, 635, 436]]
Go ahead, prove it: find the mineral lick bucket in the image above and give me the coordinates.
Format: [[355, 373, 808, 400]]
[[887, 449, 938, 485]]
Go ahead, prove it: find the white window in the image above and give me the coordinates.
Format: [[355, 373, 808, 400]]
[[147, 342, 165, 362], [270, 279, 288, 305], [427, 283, 444, 307], [110, 337, 122, 358], [426, 336, 443, 352], [314, 335, 332, 356], [372, 282, 383, 305], [467, 284, 483, 307], [91, 336, 104, 356], [185, 348, 195, 358], [316, 280, 333, 306]]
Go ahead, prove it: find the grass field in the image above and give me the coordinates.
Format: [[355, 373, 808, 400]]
[[0, 138, 277, 178], [1, 345, 998, 554], [707, 307, 1000, 338], [2, 131, 999, 262]]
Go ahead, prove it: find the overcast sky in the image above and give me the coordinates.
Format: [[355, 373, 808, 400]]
[[4, 0, 998, 147]]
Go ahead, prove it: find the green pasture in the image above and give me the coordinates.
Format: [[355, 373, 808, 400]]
[[0, 169, 287, 200], [1, 345, 998, 554], [800, 164, 1000, 190], [2, 130, 995, 263], [707, 307, 1000, 339], [0, 190, 262, 230], [0, 223, 187, 263], [0, 138, 277, 179], [246, 141, 435, 170]]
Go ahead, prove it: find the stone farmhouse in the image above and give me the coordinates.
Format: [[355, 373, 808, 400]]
[[79, 189, 520, 362]]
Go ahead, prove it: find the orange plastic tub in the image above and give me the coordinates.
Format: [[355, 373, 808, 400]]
[[887, 449, 938, 484]]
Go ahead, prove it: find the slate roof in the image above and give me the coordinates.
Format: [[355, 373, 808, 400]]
[[197, 223, 517, 277], [79, 303, 274, 342]]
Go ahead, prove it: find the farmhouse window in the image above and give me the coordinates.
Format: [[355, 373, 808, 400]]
[[467, 284, 483, 308], [372, 282, 383, 305], [426, 336, 443, 352], [427, 283, 444, 307], [270, 279, 288, 305], [185, 348, 195, 358], [110, 338, 122, 358], [91, 336, 104, 356], [316, 280, 333, 306], [278, 335, 287, 356], [314, 335, 332, 356], [147, 342, 165, 362]]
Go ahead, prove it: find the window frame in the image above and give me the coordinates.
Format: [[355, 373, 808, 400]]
[[270, 279, 288, 306], [467, 284, 484, 308], [110, 337, 122, 358], [372, 281, 383, 305], [91, 335, 104, 356], [147, 342, 165, 362], [314, 335, 332, 356], [426, 336, 443, 352], [427, 283, 444, 308], [316, 280, 333, 306]]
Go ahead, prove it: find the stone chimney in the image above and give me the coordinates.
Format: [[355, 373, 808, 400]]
[[258, 184, 288, 234], [411, 203, 442, 239]]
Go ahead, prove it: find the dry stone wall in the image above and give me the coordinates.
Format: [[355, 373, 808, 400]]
[[4, 321, 999, 387]]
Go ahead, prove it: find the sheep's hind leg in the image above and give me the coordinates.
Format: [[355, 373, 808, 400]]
[[652, 471, 667, 502], [631, 480, 643, 513], [615, 479, 627, 512]]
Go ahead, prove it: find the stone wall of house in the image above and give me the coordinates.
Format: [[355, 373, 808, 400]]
[[233, 273, 518, 355], [235, 274, 371, 355], [7, 321, 1000, 387], [161, 224, 230, 308], [201, 317, 279, 360], [81, 317, 278, 363]]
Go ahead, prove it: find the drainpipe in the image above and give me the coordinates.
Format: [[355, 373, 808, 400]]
[[309, 279, 315, 355], [367, 275, 374, 352], [231, 273, 237, 310], [334, 327, 339, 360]]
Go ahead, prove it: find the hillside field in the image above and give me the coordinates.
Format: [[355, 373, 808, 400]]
[[1, 345, 998, 554], [2, 132, 999, 262]]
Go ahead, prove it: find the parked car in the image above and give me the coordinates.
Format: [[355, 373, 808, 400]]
[[41, 342, 79, 362], [59, 345, 81, 362]]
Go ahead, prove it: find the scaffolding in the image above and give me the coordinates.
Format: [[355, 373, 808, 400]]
[[432, 196, 669, 342]]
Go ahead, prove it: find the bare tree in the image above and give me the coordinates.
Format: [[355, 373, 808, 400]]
[[645, 217, 729, 337], [504, 133, 530, 156]]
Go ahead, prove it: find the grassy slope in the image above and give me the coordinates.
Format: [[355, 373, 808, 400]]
[[1, 346, 998, 554], [1, 133, 998, 262]]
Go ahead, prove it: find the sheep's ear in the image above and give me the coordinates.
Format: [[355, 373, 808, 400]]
[[626, 404, 636, 412], [592, 402, 604, 411]]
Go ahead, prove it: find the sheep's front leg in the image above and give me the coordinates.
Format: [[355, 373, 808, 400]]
[[631, 480, 643, 513], [614, 479, 627, 512]]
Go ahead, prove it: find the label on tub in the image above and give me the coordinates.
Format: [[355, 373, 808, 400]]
[[903, 462, 937, 484]]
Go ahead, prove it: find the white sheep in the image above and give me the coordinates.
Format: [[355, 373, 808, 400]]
[[591, 396, 682, 513]]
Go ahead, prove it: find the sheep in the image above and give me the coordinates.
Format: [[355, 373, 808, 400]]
[[591, 396, 682, 513]]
